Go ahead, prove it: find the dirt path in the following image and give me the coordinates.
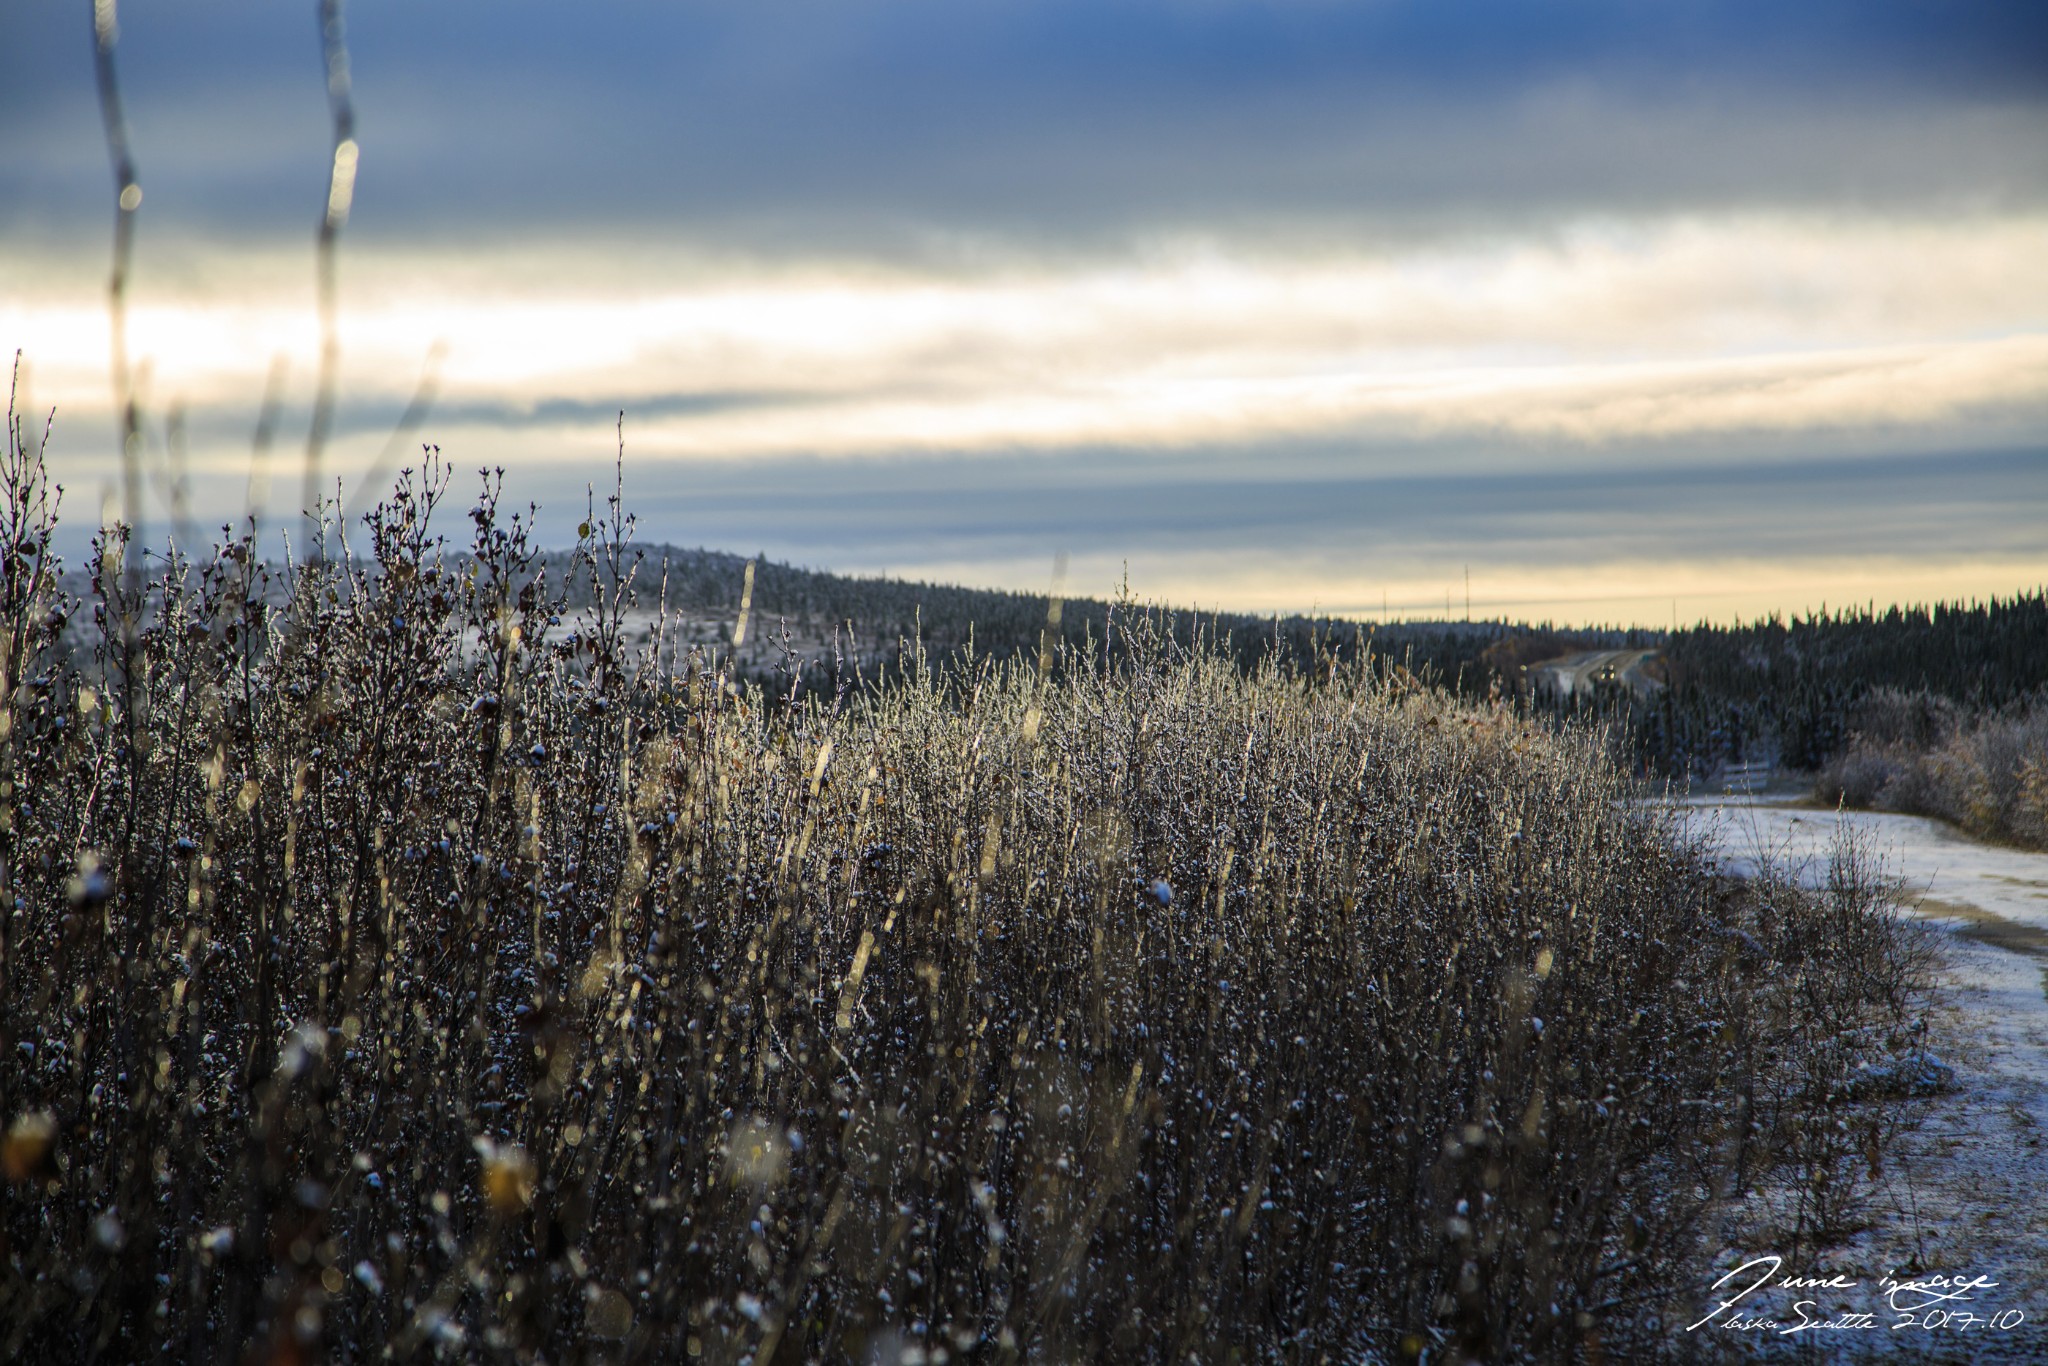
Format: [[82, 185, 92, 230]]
[[1666, 797, 2048, 1362]]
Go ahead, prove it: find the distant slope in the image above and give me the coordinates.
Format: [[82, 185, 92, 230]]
[[542, 541, 1633, 699], [51, 536, 1633, 702]]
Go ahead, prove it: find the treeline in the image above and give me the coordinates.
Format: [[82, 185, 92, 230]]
[[1587, 592, 2048, 778]]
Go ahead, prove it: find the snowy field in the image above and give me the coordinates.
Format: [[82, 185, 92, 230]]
[[1664, 795, 2048, 1363]]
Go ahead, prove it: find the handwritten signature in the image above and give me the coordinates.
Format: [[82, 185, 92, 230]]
[[1687, 1254, 2028, 1335]]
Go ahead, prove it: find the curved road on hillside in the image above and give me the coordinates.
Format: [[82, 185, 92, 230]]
[[1532, 647, 1662, 699]]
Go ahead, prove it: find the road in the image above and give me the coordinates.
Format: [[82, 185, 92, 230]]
[[1665, 796, 2048, 1361], [1530, 647, 1662, 699]]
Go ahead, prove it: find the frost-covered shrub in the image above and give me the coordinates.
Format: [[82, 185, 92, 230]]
[[1817, 690, 2048, 849], [1816, 743, 1911, 810], [0, 383, 1921, 1362]]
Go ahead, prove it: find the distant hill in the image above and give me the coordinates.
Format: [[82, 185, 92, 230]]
[[51, 534, 1636, 703], [540, 541, 1634, 701]]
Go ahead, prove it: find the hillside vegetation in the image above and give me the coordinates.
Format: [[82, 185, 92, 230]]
[[537, 528, 1631, 708], [1, 413, 1926, 1360], [1554, 597, 2048, 846], [1619, 595, 2048, 773]]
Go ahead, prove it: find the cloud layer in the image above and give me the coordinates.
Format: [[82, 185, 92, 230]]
[[5, 0, 2043, 622], [8, 0, 2047, 243]]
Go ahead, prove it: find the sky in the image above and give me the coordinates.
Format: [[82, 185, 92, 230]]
[[3, 0, 2045, 625]]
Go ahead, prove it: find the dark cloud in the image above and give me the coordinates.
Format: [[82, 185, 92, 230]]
[[5, 0, 2045, 250], [13, 1, 2042, 620], [557, 442, 2045, 575], [36, 387, 2042, 615]]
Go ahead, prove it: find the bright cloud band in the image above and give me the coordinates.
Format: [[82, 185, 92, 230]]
[[10, 210, 2044, 625], [12, 211, 2048, 473]]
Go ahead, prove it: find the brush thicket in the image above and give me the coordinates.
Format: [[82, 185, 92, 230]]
[[0, 396, 1921, 1362]]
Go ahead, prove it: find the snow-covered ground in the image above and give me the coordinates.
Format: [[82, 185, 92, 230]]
[[1665, 795, 2048, 1362]]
